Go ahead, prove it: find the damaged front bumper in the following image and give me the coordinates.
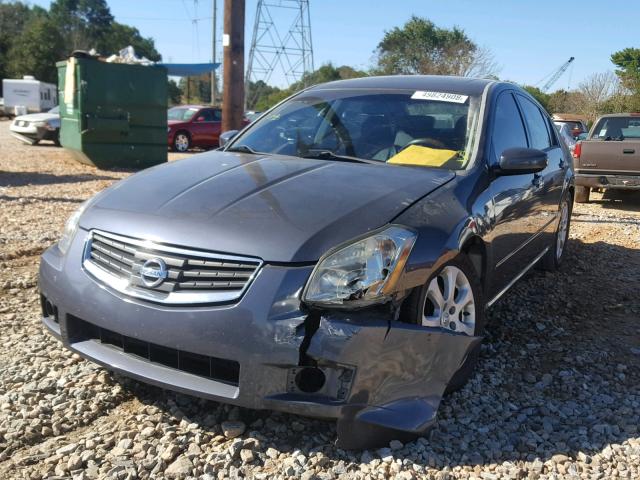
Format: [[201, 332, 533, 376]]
[[39, 233, 480, 449]]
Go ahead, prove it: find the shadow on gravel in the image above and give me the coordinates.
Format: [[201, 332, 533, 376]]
[[0, 170, 120, 187], [590, 189, 640, 212], [108, 238, 639, 469]]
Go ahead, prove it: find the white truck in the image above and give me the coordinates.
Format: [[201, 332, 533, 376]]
[[2, 76, 57, 116]]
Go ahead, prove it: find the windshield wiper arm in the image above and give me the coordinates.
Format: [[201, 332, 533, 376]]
[[300, 150, 372, 164], [225, 144, 267, 155]]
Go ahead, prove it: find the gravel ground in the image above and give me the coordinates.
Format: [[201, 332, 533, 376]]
[[1, 119, 639, 480]]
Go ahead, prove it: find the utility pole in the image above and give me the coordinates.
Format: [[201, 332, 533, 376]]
[[211, 0, 217, 105], [222, 0, 245, 132]]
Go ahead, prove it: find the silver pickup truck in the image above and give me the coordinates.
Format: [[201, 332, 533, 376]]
[[573, 113, 640, 202]]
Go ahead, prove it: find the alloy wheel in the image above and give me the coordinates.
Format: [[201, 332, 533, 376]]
[[556, 200, 569, 260], [422, 265, 476, 335], [175, 134, 190, 152]]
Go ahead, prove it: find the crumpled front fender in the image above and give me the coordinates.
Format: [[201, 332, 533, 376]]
[[307, 314, 481, 449]]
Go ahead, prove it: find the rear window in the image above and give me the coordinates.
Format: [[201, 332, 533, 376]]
[[556, 121, 584, 132], [592, 117, 640, 140], [168, 107, 199, 121]]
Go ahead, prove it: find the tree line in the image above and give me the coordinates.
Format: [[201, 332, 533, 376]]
[[3, 5, 639, 121]]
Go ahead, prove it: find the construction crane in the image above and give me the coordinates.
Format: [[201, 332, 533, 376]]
[[538, 57, 575, 92]]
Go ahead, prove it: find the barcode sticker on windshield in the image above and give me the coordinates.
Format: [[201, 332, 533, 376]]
[[411, 91, 469, 103]]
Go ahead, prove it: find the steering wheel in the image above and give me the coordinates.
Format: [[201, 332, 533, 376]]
[[400, 137, 447, 151]]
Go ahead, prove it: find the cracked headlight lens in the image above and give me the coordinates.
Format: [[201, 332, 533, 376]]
[[57, 200, 89, 255], [303, 226, 417, 307]]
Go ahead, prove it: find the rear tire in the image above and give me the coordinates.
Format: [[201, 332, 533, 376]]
[[574, 186, 590, 203], [401, 254, 485, 394], [541, 193, 572, 271]]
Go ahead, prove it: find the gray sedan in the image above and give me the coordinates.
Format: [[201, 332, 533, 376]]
[[39, 76, 574, 449]]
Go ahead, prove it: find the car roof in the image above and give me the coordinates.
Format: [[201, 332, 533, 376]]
[[307, 75, 495, 97], [170, 105, 218, 110]]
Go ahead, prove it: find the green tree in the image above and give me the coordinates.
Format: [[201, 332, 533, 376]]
[[6, 16, 65, 84], [167, 79, 181, 106], [0, 2, 47, 93], [246, 80, 282, 110], [522, 86, 551, 112], [178, 74, 213, 104], [611, 47, 640, 93], [375, 16, 498, 78], [249, 63, 368, 111], [102, 23, 161, 60], [49, 0, 114, 52]]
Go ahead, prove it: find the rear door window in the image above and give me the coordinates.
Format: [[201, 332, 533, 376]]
[[491, 92, 528, 161], [517, 96, 552, 150]]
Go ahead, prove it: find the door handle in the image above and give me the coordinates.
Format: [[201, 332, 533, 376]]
[[623, 149, 635, 154]]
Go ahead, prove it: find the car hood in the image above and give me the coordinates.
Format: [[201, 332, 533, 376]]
[[168, 120, 187, 127], [80, 151, 454, 262], [15, 112, 59, 122]]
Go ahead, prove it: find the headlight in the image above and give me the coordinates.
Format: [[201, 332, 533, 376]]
[[302, 226, 417, 308], [57, 200, 90, 255]]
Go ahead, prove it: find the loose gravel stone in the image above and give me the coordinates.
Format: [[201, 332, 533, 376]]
[[221, 420, 246, 439]]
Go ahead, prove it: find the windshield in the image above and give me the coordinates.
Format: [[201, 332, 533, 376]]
[[592, 116, 640, 140], [228, 89, 480, 169], [168, 107, 199, 121], [49, 106, 59, 114]]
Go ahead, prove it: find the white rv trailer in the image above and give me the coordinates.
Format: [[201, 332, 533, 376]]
[[2, 76, 57, 115]]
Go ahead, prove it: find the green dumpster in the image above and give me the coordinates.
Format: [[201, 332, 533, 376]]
[[57, 56, 167, 169]]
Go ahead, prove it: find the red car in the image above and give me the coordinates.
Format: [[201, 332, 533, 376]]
[[167, 105, 225, 152]]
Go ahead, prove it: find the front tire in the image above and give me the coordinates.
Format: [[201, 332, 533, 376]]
[[172, 131, 191, 152], [402, 255, 485, 393]]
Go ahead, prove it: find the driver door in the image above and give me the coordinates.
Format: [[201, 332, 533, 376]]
[[487, 92, 547, 297]]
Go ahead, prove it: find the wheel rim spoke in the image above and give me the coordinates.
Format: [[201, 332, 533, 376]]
[[455, 287, 473, 311], [422, 265, 476, 336], [443, 266, 457, 303]]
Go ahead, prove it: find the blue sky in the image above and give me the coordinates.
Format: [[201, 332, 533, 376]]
[[28, 0, 636, 89]]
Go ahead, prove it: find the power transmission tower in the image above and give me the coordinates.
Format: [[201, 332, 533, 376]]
[[246, 0, 314, 108]]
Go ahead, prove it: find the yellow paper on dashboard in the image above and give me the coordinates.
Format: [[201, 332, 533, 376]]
[[387, 145, 457, 167]]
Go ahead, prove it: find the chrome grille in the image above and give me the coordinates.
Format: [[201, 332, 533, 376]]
[[83, 230, 262, 305]]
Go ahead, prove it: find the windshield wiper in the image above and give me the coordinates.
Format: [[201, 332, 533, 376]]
[[225, 144, 268, 155], [300, 150, 373, 164]]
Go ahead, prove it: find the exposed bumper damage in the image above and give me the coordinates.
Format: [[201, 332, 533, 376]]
[[39, 234, 481, 450], [301, 313, 481, 449]]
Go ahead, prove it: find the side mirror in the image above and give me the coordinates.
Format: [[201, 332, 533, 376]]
[[219, 130, 239, 147], [196, 116, 206, 122], [495, 147, 547, 175]]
